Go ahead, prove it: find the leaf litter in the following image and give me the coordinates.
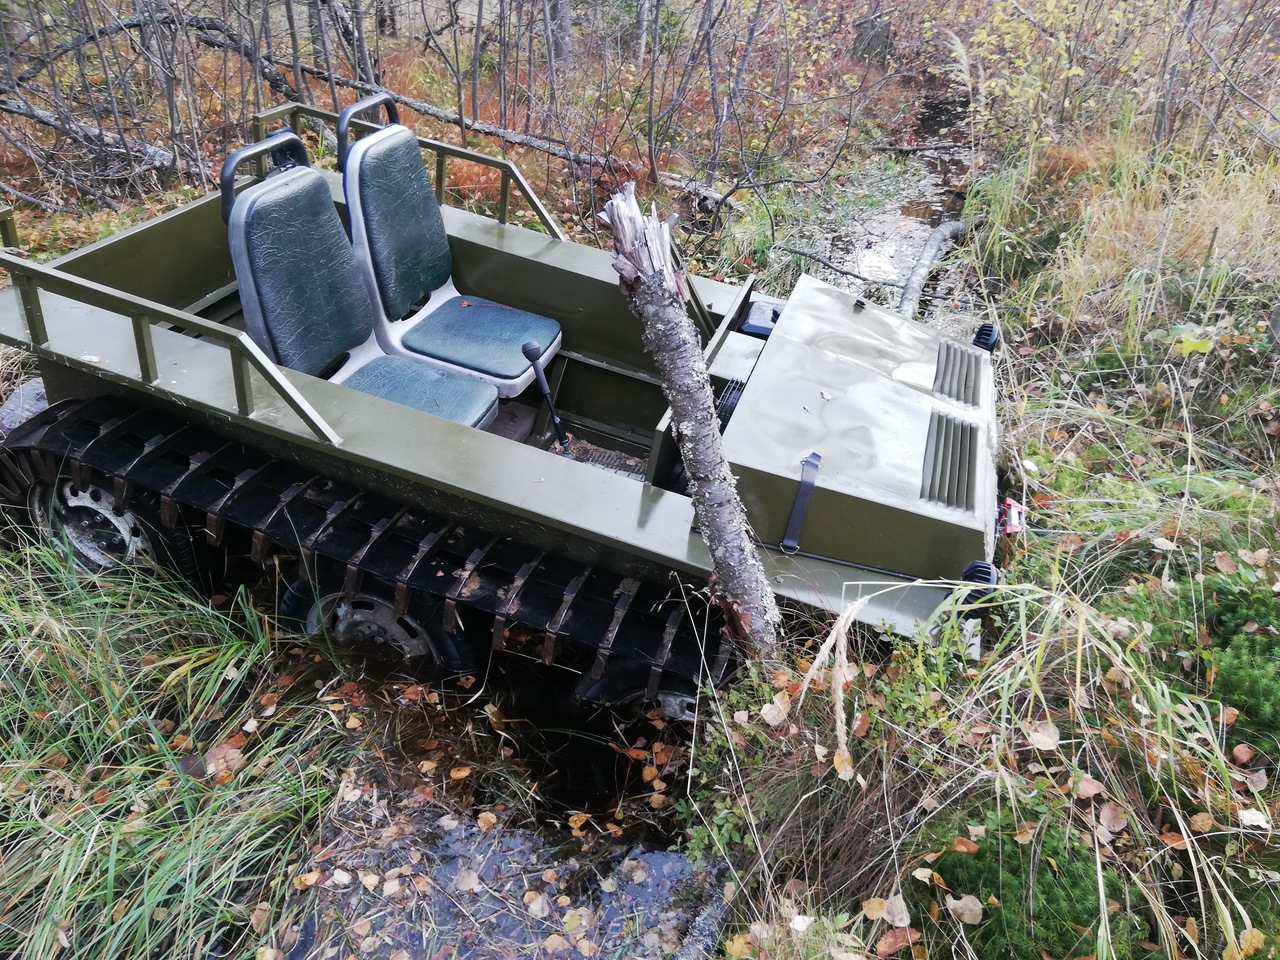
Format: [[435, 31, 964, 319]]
[[275, 676, 724, 959]]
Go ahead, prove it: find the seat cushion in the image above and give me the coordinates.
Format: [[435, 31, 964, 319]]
[[400, 296, 562, 381], [341, 355, 498, 427], [345, 125, 453, 321], [229, 167, 375, 376]]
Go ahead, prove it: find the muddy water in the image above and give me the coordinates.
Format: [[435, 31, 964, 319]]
[[279, 663, 722, 960], [822, 97, 973, 317]]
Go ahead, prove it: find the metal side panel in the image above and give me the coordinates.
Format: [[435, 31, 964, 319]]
[[51, 190, 236, 310], [0, 287, 26, 345], [760, 549, 956, 635], [275, 371, 705, 573]]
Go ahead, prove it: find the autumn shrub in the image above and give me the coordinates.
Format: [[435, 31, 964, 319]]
[[939, 0, 1280, 155], [968, 131, 1280, 354]]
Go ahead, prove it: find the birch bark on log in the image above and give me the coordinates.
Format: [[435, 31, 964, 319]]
[[896, 219, 969, 321], [603, 183, 779, 655]]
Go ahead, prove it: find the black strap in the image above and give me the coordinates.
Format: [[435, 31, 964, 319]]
[[780, 452, 821, 555]]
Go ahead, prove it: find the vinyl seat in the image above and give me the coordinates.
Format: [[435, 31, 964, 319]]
[[341, 355, 499, 427], [398, 295, 561, 381], [342, 122, 561, 397], [225, 151, 498, 429]]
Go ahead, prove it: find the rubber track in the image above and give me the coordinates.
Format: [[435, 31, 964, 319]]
[[2, 397, 731, 704]]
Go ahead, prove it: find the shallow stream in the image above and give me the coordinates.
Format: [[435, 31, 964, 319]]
[[791, 96, 976, 325]]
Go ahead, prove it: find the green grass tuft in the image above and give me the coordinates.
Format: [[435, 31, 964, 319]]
[[0, 542, 347, 960]]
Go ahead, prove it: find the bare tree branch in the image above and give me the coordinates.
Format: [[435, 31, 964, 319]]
[[11, 15, 301, 101], [297, 69, 615, 167], [0, 180, 84, 215], [0, 97, 176, 173]]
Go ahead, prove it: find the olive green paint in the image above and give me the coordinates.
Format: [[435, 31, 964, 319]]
[[0, 104, 999, 632]]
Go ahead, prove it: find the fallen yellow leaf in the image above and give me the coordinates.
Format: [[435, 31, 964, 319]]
[[542, 934, 572, 954], [1240, 928, 1267, 959], [1158, 831, 1188, 850], [292, 869, 321, 891]]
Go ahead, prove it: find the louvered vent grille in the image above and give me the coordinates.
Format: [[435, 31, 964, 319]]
[[921, 411, 977, 510], [932, 341, 983, 406], [714, 378, 746, 431]]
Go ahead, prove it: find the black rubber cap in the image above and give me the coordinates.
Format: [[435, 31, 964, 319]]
[[521, 341, 542, 363], [973, 322, 1000, 352]]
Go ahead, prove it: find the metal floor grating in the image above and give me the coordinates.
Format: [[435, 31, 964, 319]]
[[559, 438, 648, 480]]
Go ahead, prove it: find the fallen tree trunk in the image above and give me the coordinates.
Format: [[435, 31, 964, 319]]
[[896, 219, 970, 320], [0, 98, 176, 175], [603, 183, 779, 655]]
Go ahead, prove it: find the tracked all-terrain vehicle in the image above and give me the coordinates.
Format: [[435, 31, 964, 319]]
[[0, 98, 1002, 716]]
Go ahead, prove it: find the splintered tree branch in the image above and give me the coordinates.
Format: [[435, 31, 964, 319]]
[[603, 183, 779, 655]]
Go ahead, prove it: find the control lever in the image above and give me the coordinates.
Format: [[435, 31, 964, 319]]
[[522, 341, 569, 446]]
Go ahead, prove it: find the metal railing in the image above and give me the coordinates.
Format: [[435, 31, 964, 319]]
[[250, 103, 567, 241], [248, 104, 723, 341], [0, 252, 342, 446], [0, 207, 17, 250]]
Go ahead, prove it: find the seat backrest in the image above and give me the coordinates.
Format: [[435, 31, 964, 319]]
[[345, 125, 453, 322], [228, 167, 375, 377]]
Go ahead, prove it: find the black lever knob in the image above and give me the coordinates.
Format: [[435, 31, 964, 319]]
[[522, 341, 569, 446]]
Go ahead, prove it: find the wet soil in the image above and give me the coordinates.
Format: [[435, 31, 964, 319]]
[[272, 666, 718, 960], [815, 96, 977, 325], [283, 771, 722, 960]]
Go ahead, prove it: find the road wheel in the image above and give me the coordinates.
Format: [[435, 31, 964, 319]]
[[25, 469, 204, 583], [278, 577, 479, 679]]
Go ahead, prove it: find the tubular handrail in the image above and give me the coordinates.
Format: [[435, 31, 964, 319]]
[[0, 252, 342, 446], [244, 105, 731, 342], [0, 207, 17, 250], [251, 103, 566, 241]]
